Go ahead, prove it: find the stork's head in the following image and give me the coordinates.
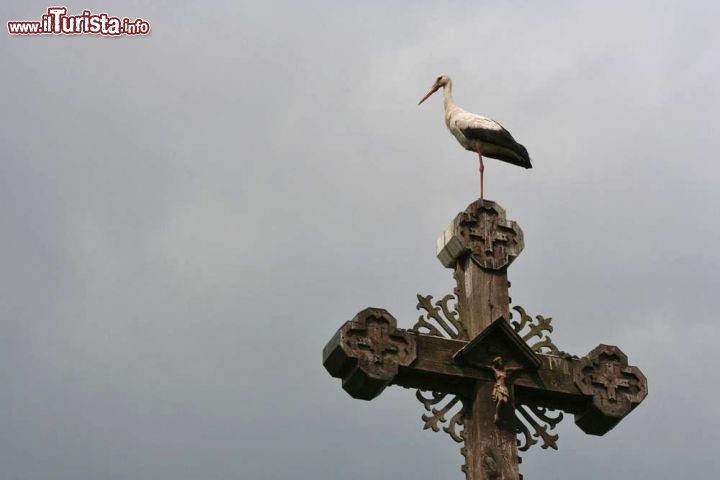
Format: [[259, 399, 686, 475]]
[[418, 75, 451, 105]]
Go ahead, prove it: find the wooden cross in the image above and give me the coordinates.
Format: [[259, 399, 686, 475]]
[[323, 199, 648, 479]]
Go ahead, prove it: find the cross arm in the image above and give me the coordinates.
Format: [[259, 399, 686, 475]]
[[323, 308, 648, 436], [393, 332, 587, 412]]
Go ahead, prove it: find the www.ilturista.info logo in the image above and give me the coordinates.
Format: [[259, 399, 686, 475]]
[[8, 7, 150, 36]]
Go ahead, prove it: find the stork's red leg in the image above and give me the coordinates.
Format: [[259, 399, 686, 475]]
[[477, 145, 485, 200], [480, 156, 485, 200]]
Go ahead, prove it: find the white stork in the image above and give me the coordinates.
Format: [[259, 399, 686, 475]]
[[418, 75, 531, 200]]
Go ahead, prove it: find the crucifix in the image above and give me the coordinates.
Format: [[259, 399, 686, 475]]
[[323, 199, 648, 479]]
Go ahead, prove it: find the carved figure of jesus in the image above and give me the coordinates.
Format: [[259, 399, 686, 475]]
[[488, 356, 524, 424]]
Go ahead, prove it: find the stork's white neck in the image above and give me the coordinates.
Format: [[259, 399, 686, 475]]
[[442, 80, 455, 112]]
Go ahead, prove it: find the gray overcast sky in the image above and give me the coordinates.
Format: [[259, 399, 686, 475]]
[[1, 0, 719, 478]]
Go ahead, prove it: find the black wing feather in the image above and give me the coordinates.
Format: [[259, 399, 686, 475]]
[[461, 125, 532, 169]]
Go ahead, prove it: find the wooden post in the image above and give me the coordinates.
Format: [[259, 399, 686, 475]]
[[438, 200, 524, 480], [455, 261, 510, 337]]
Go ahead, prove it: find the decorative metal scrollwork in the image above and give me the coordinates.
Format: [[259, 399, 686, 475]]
[[514, 405, 564, 451], [413, 293, 467, 340], [413, 292, 467, 467], [510, 306, 560, 355], [413, 295, 565, 455], [416, 390, 466, 443], [509, 306, 563, 450]]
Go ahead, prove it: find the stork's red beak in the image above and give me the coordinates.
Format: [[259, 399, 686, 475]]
[[418, 84, 440, 105]]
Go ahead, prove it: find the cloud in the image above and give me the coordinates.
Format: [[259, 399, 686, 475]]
[[1, 0, 719, 478]]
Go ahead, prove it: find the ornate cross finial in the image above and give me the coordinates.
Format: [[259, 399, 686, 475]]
[[323, 308, 416, 401], [437, 200, 524, 270], [574, 345, 648, 435]]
